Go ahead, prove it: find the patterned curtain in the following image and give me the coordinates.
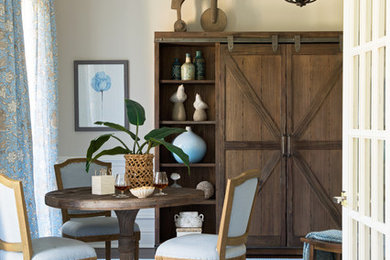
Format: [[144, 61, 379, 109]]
[[0, 0, 39, 238], [22, 0, 61, 236]]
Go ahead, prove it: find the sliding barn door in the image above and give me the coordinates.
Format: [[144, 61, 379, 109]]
[[286, 44, 343, 246], [218, 44, 287, 247], [219, 42, 343, 250]]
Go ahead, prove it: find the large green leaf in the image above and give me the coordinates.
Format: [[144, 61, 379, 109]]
[[144, 127, 186, 141], [125, 99, 145, 126], [149, 138, 190, 174], [86, 146, 129, 172], [95, 121, 139, 141], [86, 134, 112, 162]]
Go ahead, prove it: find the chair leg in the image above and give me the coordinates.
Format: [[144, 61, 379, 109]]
[[309, 245, 315, 260], [105, 241, 111, 260]]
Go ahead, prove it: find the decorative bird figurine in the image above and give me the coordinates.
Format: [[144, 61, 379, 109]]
[[170, 84, 187, 121], [193, 93, 208, 121]]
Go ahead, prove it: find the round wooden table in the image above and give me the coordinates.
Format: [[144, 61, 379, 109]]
[[45, 187, 204, 260]]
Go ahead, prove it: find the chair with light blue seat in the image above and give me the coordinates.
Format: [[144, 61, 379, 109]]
[[155, 169, 261, 260], [0, 173, 97, 260], [54, 158, 140, 260]]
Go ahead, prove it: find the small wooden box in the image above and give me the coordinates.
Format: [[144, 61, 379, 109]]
[[176, 227, 202, 237], [91, 175, 115, 195]]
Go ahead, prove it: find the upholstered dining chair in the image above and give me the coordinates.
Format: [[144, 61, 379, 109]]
[[54, 158, 140, 260], [155, 169, 261, 260], [0, 173, 97, 260]]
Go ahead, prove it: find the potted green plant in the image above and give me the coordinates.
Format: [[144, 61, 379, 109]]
[[86, 99, 189, 188]]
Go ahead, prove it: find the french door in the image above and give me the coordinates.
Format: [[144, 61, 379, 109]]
[[343, 0, 389, 259]]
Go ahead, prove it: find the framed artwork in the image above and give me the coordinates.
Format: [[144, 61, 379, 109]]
[[74, 60, 129, 131]]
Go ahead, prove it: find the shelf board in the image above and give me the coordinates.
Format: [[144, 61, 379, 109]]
[[195, 200, 216, 205], [160, 163, 216, 168], [160, 120, 216, 125], [160, 80, 215, 84]]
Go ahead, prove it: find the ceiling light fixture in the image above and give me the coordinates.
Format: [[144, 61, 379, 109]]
[[285, 0, 317, 7]]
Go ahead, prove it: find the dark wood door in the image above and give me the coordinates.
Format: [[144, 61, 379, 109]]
[[286, 44, 342, 246], [218, 44, 287, 247], [218, 43, 342, 250]]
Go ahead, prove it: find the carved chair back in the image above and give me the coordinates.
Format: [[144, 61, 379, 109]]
[[54, 158, 112, 222]]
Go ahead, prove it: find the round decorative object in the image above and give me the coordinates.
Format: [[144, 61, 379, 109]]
[[130, 186, 155, 198], [172, 126, 206, 163], [200, 0, 227, 32], [124, 154, 154, 188], [196, 181, 214, 199], [174, 19, 187, 32]]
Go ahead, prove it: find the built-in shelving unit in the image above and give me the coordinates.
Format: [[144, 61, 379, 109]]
[[155, 32, 218, 245]]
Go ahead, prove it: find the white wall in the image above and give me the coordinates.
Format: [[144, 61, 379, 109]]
[[56, 0, 343, 158], [55, 0, 343, 248]]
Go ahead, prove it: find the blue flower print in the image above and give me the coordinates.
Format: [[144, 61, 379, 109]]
[[91, 71, 111, 92], [91, 71, 111, 120]]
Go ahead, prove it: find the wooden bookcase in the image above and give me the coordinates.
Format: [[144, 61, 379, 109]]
[[154, 32, 342, 257], [154, 36, 219, 245]]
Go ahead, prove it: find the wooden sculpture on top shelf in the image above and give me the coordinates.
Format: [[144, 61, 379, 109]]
[[171, 0, 187, 32], [200, 0, 227, 32], [193, 93, 208, 121], [170, 84, 187, 121]]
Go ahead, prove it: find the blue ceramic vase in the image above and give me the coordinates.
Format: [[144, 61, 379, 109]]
[[194, 50, 205, 80], [172, 126, 206, 163], [171, 58, 181, 80]]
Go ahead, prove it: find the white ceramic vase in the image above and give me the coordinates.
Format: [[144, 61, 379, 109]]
[[174, 211, 204, 228]]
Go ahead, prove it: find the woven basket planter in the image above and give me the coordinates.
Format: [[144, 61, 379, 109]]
[[124, 154, 154, 188]]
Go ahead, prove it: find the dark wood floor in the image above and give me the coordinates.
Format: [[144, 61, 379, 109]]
[[96, 248, 303, 259], [96, 248, 156, 259]]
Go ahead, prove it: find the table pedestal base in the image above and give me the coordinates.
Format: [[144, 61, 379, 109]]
[[115, 209, 140, 260]]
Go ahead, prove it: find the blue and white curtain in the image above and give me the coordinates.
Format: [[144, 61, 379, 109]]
[[22, 0, 61, 236], [0, 0, 39, 238], [0, 0, 60, 238]]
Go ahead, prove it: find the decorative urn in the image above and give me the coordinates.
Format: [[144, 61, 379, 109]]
[[172, 126, 206, 163]]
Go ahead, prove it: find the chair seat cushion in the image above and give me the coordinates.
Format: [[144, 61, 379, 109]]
[[62, 217, 139, 237], [31, 236, 96, 260], [155, 234, 246, 260]]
